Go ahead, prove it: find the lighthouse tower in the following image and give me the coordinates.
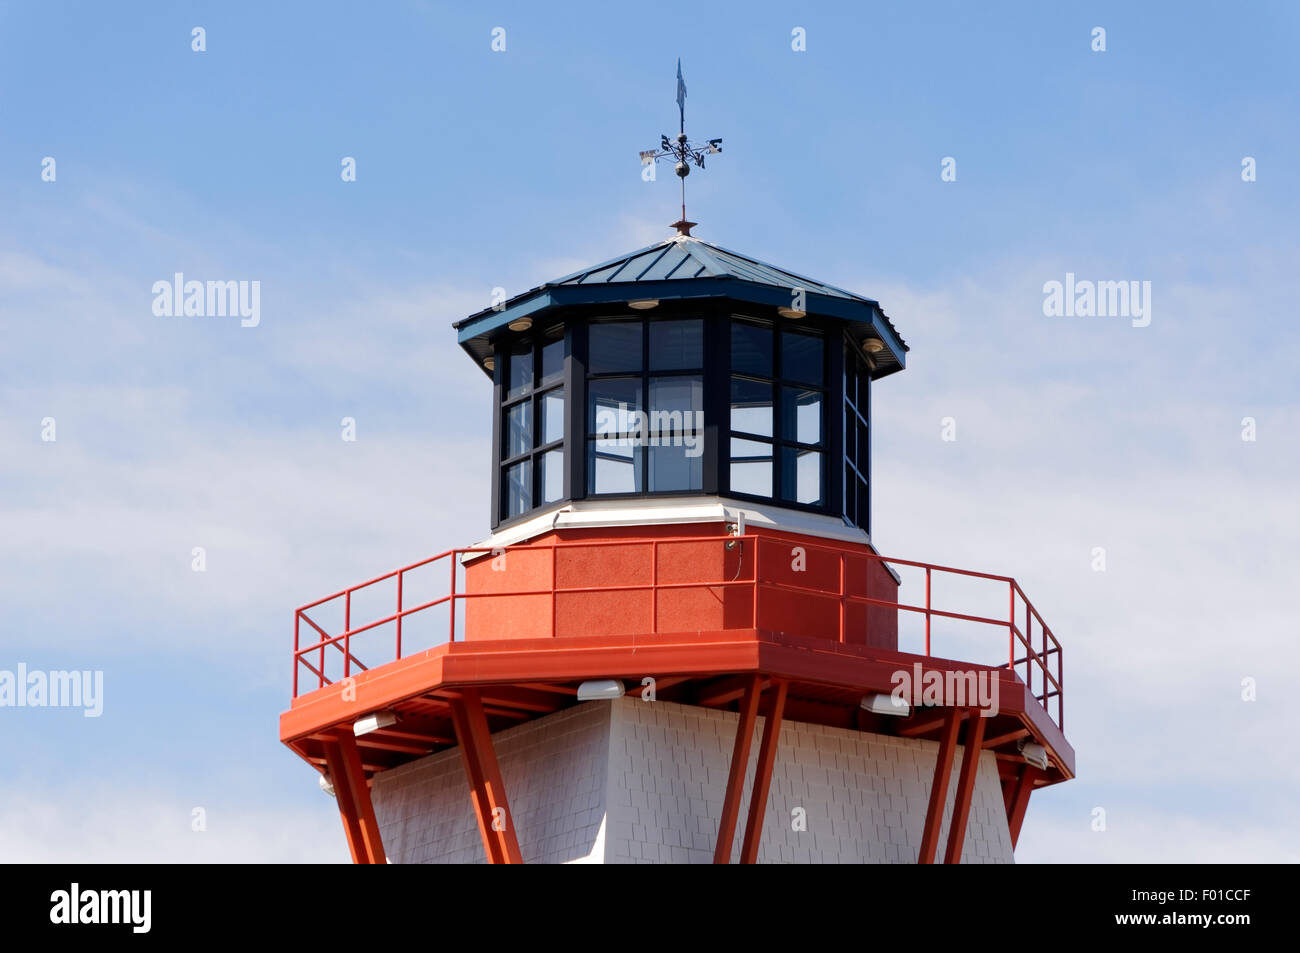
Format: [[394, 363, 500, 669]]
[[279, 231, 1073, 864]]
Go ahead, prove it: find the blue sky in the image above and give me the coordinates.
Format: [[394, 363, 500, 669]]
[[1, 1, 1297, 861]]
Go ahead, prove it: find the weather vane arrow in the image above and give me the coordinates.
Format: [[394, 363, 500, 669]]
[[639, 58, 722, 237]]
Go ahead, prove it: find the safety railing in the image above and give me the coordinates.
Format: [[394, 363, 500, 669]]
[[291, 533, 1063, 730]]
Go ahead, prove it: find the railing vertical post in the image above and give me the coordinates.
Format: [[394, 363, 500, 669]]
[[838, 552, 846, 643], [924, 567, 932, 656], [751, 536, 760, 630], [293, 612, 300, 698], [1008, 582, 1015, 672], [551, 544, 558, 638], [344, 590, 352, 678], [1058, 647, 1065, 730], [448, 553, 457, 644], [396, 569, 404, 660], [650, 540, 659, 634], [1041, 617, 1048, 708]]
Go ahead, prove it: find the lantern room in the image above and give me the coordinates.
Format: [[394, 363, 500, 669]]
[[454, 235, 908, 533]]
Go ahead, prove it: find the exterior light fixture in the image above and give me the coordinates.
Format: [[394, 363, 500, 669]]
[[1019, 739, 1049, 771], [862, 338, 885, 354], [482, 356, 496, 371], [576, 679, 625, 701], [776, 306, 806, 319], [353, 710, 399, 737], [507, 317, 533, 332], [628, 299, 659, 310], [319, 773, 336, 797], [860, 692, 910, 717]]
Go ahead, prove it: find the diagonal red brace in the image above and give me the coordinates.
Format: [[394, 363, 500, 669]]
[[942, 708, 987, 864], [739, 678, 787, 864], [323, 729, 386, 864], [450, 687, 523, 864], [714, 674, 763, 864], [917, 707, 963, 864]]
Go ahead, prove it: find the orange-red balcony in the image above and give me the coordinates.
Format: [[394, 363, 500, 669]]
[[280, 528, 1071, 795]]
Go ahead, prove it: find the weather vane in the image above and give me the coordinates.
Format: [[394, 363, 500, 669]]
[[640, 59, 722, 237]]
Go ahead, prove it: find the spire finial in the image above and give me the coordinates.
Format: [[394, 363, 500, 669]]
[[638, 59, 722, 237]]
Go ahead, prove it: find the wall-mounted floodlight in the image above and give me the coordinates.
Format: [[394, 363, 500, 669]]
[[319, 773, 335, 797], [860, 693, 910, 717], [1019, 740, 1049, 771], [577, 679, 625, 701], [353, 710, 398, 737]]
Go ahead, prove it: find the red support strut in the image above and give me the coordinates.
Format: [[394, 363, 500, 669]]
[[450, 688, 524, 864], [1006, 764, 1042, 849], [740, 678, 788, 864], [323, 729, 386, 864], [942, 709, 987, 864], [917, 707, 962, 864], [714, 674, 763, 863]]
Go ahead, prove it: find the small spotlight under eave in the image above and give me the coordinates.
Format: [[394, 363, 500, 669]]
[[862, 337, 885, 354], [507, 317, 533, 332], [776, 306, 806, 319], [1020, 740, 1049, 771], [628, 299, 659, 310], [860, 692, 910, 717], [577, 679, 625, 701], [353, 710, 398, 737]]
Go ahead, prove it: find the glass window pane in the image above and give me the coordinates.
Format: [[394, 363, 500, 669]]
[[857, 417, 869, 470], [649, 375, 703, 446], [730, 438, 773, 497], [781, 448, 823, 506], [505, 402, 531, 458], [843, 464, 856, 523], [540, 338, 564, 386], [783, 387, 822, 445], [589, 378, 641, 437], [507, 344, 531, 400], [649, 443, 702, 491], [540, 449, 564, 504], [857, 476, 869, 530], [505, 460, 531, 517], [782, 329, 823, 386], [589, 321, 642, 373], [589, 439, 642, 494], [730, 376, 772, 437], [541, 391, 564, 445], [844, 350, 857, 408], [845, 407, 857, 463], [731, 320, 772, 378], [649, 319, 702, 370]]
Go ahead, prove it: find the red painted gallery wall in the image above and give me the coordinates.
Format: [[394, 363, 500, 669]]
[[463, 523, 898, 650]]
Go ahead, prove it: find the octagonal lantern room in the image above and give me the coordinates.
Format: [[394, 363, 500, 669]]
[[454, 235, 909, 533]]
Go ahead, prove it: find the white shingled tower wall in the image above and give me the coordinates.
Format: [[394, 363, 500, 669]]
[[369, 697, 1014, 864]]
